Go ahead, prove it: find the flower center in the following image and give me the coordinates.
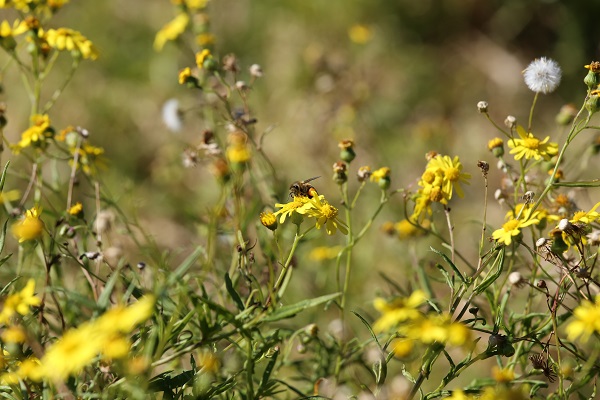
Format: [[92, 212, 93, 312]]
[[445, 167, 460, 181], [523, 137, 540, 149], [322, 204, 337, 219], [502, 219, 520, 231]]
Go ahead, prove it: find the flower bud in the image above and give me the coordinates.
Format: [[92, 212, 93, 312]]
[[338, 139, 356, 163], [504, 115, 517, 129], [487, 137, 504, 157], [357, 166, 371, 182], [259, 212, 278, 231], [586, 92, 600, 115], [555, 104, 578, 126], [332, 161, 348, 184]]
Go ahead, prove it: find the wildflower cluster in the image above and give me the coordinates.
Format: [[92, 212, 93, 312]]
[[411, 152, 470, 221]]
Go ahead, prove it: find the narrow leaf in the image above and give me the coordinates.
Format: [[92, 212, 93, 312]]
[[262, 292, 341, 322], [225, 272, 245, 311]]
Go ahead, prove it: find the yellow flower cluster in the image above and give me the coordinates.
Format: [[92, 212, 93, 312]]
[[448, 387, 527, 400], [42, 27, 98, 60], [273, 194, 348, 235], [412, 154, 470, 221], [0, 0, 69, 15], [373, 291, 472, 357], [11, 114, 53, 153], [225, 131, 251, 165], [0, 279, 41, 324], [1, 296, 155, 383]]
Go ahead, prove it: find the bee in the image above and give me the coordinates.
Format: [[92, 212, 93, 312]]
[[289, 176, 320, 198]]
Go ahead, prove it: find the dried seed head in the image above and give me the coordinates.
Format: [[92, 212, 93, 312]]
[[477, 101, 489, 113], [522, 191, 535, 204], [249, 64, 263, 78], [504, 115, 517, 129], [477, 160, 489, 175]]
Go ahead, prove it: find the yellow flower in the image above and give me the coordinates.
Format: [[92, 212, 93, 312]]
[[566, 295, 600, 342], [492, 366, 515, 383], [372, 290, 426, 332], [0, 19, 27, 38], [195, 48, 213, 69], [426, 154, 470, 199], [274, 196, 310, 224], [348, 24, 372, 44], [0, 279, 42, 324], [72, 143, 106, 175], [302, 194, 348, 235], [178, 66, 192, 84], [196, 33, 215, 46], [68, 202, 83, 216], [0, 189, 20, 204], [309, 246, 342, 261], [492, 212, 540, 246], [487, 137, 504, 150], [391, 338, 414, 358], [12, 114, 53, 152], [39, 322, 102, 381], [1, 326, 26, 343], [508, 125, 558, 161], [401, 314, 472, 347], [43, 28, 98, 60], [370, 167, 390, 183], [259, 212, 277, 231], [570, 201, 600, 224], [446, 390, 475, 400], [12, 206, 44, 243], [154, 13, 189, 51], [95, 295, 155, 334], [480, 386, 527, 400], [394, 219, 429, 240], [197, 350, 219, 374], [226, 143, 251, 164]]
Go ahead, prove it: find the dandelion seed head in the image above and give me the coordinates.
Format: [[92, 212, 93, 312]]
[[162, 99, 183, 133], [523, 57, 562, 94]]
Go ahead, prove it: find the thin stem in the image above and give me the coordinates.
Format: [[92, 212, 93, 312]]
[[527, 92, 539, 132]]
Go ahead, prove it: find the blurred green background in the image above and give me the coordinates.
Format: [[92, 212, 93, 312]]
[[3, 0, 600, 390]]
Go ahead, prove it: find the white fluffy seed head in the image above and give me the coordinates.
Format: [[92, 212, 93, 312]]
[[508, 272, 523, 286], [523, 57, 562, 94], [161, 99, 183, 133], [536, 237, 547, 247], [558, 218, 571, 231]]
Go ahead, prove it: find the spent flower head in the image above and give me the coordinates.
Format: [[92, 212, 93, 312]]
[[523, 57, 562, 94]]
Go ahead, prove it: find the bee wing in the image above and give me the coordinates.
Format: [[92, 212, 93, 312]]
[[302, 176, 320, 183]]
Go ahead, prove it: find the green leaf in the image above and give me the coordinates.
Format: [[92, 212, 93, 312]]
[[224, 272, 244, 311], [352, 311, 381, 348], [430, 247, 466, 283], [553, 179, 600, 187], [0, 161, 10, 192], [96, 268, 121, 309], [0, 219, 8, 256], [165, 246, 205, 288], [257, 347, 279, 396], [262, 292, 341, 322]]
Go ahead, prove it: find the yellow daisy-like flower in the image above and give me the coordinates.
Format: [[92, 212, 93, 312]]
[[226, 143, 251, 164], [372, 290, 426, 332], [178, 67, 192, 84], [570, 201, 600, 224], [508, 125, 558, 161], [0, 279, 42, 324], [274, 196, 310, 224], [154, 13, 189, 51], [566, 295, 600, 342], [302, 194, 348, 235], [12, 206, 45, 243], [391, 338, 414, 358], [1, 326, 26, 343], [43, 28, 98, 60], [487, 137, 504, 150], [426, 154, 471, 199], [492, 213, 540, 246]]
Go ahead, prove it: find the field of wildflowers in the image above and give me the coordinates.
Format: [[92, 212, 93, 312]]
[[2, 1, 600, 399]]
